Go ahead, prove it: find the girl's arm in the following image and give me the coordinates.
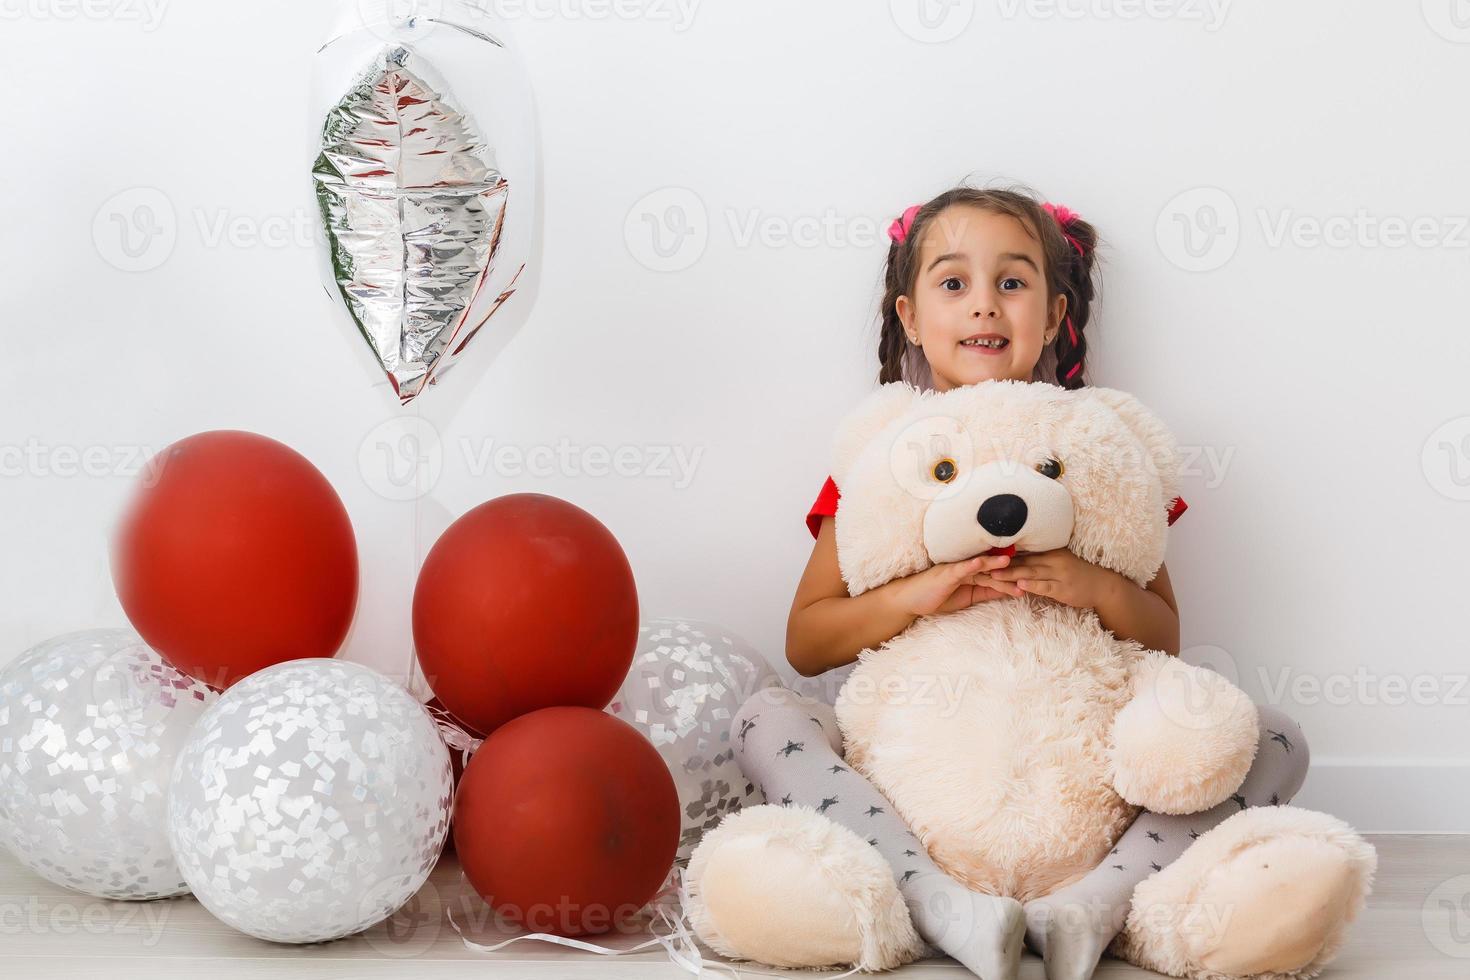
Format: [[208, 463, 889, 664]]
[[1093, 562, 1180, 656], [785, 516, 1017, 677]]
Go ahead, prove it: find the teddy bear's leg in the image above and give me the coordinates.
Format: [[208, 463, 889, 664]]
[[1024, 704, 1309, 980], [686, 803, 925, 970], [1113, 805, 1376, 980], [690, 686, 1026, 979]]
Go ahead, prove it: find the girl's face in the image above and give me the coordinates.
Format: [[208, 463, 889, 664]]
[[896, 205, 1066, 393]]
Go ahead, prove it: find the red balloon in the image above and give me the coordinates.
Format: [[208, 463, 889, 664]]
[[412, 494, 638, 735], [453, 707, 679, 936], [111, 430, 358, 689]]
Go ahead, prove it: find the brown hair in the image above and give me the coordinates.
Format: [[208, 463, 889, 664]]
[[876, 186, 1099, 390]]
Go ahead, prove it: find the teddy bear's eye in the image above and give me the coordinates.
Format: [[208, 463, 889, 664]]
[[1036, 458, 1064, 480], [932, 458, 957, 483]]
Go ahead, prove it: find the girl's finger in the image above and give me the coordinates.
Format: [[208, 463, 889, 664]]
[[1018, 578, 1055, 597], [973, 574, 1023, 597]]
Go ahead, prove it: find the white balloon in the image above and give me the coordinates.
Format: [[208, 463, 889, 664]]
[[0, 628, 217, 899], [167, 659, 451, 943], [606, 619, 781, 869]]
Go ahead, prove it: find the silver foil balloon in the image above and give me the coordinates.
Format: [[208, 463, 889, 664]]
[[312, 1, 541, 405], [0, 628, 217, 899], [606, 619, 781, 869], [167, 659, 452, 944]]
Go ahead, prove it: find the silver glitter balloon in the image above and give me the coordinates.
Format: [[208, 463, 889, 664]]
[[606, 619, 780, 869], [167, 659, 452, 944], [0, 628, 217, 900], [313, 3, 540, 405]]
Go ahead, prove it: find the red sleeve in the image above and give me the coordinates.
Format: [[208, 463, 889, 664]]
[[1167, 495, 1188, 527], [806, 476, 840, 539]]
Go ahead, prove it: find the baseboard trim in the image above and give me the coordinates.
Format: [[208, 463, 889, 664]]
[[1293, 759, 1470, 833]]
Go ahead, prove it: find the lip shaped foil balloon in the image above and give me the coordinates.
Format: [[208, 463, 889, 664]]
[[312, 0, 541, 405]]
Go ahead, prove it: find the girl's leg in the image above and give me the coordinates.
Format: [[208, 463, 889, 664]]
[[1022, 704, 1310, 980], [732, 687, 1027, 980]]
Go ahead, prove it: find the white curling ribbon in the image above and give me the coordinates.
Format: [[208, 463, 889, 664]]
[[424, 701, 483, 774], [445, 864, 863, 979]]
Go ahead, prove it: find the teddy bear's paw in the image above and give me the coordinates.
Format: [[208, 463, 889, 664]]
[[1113, 805, 1376, 980], [685, 803, 925, 972], [1111, 656, 1260, 814]]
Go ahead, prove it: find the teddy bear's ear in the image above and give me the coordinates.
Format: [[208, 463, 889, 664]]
[[1082, 387, 1183, 506], [830, 382, 924, 485]]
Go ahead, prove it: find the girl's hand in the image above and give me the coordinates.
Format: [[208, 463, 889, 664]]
[[985, 547, 1118, 609], [887, 554, 1018, 617]]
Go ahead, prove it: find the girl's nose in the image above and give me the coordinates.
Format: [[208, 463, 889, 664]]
[[970, 289, 1000, 318]]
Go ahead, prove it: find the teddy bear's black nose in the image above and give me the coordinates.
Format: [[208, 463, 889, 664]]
[[977, 494, 1028, 537]]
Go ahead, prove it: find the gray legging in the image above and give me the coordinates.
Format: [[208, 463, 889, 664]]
[[729, 687, 1309, 975]]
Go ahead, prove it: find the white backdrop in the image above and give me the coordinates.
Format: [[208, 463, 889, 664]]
[[2, 0, 1467, 831]]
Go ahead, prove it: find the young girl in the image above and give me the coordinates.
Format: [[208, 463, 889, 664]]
[[730, 187, 1309, 980]]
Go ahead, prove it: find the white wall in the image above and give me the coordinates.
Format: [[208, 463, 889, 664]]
[[2, 0, 1467, 831]]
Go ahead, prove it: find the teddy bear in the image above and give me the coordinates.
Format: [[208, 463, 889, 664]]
[[684, 379, 1376, 979]]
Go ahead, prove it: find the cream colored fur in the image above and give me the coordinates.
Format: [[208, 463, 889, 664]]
[[1111, 806, 1377, 979], [686, 804, 925, 971], [687, 380, 1374, 978]]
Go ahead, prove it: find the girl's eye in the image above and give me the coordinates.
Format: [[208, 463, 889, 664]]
[[932, 458, 957, 483], [1000, 277, 1025, 291], [940, 277, 964, 292], [1036, 458, 1064, 480]]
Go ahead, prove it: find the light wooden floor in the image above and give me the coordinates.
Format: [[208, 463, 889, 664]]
[[1, 835, 1465, 978]]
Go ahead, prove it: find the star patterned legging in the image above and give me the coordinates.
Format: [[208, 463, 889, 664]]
[[729, 686, 1309, 963]]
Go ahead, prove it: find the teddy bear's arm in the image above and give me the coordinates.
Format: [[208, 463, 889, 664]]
[[1108, 653, 1260, 814]]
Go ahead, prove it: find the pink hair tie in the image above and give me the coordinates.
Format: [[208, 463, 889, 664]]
[[887, 203, 923, 245], [1042, 201, 1087, 258]]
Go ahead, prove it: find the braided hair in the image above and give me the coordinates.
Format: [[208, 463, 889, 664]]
[[876, 186, 1099, 390]]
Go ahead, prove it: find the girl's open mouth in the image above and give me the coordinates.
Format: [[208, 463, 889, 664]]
[[960, 334, 1009, 354]]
